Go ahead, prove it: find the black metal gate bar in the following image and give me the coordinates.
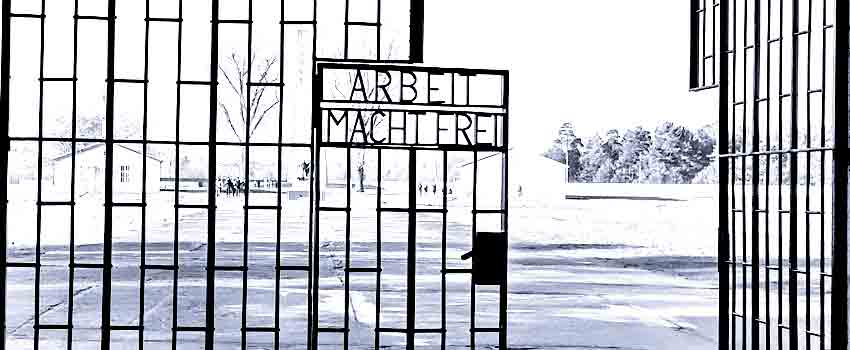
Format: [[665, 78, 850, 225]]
[[407, 149, 415, 350], [101, 0, 117, 348], [0, 0, 10, 347], [718, 0, 730, 348], [440, 149, 448, 350], [139, 0, 153, 347], [172, 1, 183, 347], [499, 68, 510, 350], [832, 0, 849, 348], [272, 2, 283, 349], [241, 1, 254, 348], [206, 0, 220, 349], [34, 0, 47, 347], [750, 0, 761, 348], [67, 0, 80, 348], [470, 148, 477, 350], [310, 64, 321, 350]]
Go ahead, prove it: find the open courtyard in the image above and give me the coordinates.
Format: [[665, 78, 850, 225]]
[[3, 183, 731, 349]]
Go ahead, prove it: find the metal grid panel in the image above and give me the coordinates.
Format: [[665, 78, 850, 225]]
[[691, 0, 721, 91], [716, 0, 849, 349], [0, 1, 425, 349]]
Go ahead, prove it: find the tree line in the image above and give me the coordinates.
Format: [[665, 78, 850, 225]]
[[542, 121, 716, 184]]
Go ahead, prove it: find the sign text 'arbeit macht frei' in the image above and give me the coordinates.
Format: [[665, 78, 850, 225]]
[[317, 63, 508, 148]]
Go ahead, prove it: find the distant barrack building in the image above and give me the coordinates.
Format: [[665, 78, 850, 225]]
[[49, 143, 162, 199]]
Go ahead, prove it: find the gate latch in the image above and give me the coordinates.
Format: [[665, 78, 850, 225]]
[[460, 232, 507, 285]]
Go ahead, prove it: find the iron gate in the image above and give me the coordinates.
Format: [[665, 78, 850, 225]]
[[0, 0, 512, 349], [692, 0, 849, 349], [313, 62, 509, 349]]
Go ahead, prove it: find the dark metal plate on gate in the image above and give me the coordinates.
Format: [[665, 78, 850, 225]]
[[463, 232, 507, 285]]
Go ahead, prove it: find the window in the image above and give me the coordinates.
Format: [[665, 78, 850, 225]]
[[120, 165, 130, 183]]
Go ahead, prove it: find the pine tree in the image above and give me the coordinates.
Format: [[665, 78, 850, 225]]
[[557, 122, 583, 181], [613, 127, 651, 182]]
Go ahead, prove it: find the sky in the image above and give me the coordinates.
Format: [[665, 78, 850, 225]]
[[4, 0, 719, 154], [424, 0, 718, 150]]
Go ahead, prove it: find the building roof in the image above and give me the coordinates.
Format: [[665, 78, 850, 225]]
[[50, 143, 163, 163]]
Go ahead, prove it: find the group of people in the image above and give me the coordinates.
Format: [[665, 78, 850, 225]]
[[417, 183, 453, 196], [217, 177, 246, 196]]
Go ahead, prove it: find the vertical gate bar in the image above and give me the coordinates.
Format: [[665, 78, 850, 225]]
[[409, 0, 423, 63], [750, 0, 762, 349], [741, 0, 749, 348], [311, 67, 322, 350], [765, 0, 773, 346], [719, 0, 731, 348], [242, 2, 255, 348], [692, 0, 701, 89], [711, 0, 720, 85], [805, 0, 814, 348], [440, 150, 447, 350], [469, 149, 477, 350], [376, 0, 382, 60], [499, 73, 510, 350], [207, 0, 220, 348], [102, 0, 118, 348], [274, 2, 285, 349], [311, 0, 318, 66], [0, 0, 10, 346], [376, 149, 383, 349], [818, 0, 820, 350], [142, 0, 153, 347], [67, 1, 81, 348], [308, 6, 320, 347], [832, 0, 849, 348], [730, 0, 739, 347], [34, 0, 45, 347], [344, 145, 351, 349], [778, 0, 786, 347], [172, 1, 184, 348], [703, 0, 708, 86], [343, 0, 350, 59], [790, 0, 801, 347], [406, 149, 415, 350]]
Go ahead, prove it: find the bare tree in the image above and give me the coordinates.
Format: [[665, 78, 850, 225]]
[[218, 52, 281, 143], [331, 69, 386, 192], [326, 44, 399, 192]]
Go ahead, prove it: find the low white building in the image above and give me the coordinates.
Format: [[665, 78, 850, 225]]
[[49, 143, 162, 199]]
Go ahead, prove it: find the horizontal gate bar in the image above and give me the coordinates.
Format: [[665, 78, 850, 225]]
[[242, 327, 278, 332], [8, 136, 312, 148], [377, 328, 446, 334], [317, 327, 349, 333], [174, 326, 207, 332], [346, 267, 380, 273], [145, 17, 182, 23]]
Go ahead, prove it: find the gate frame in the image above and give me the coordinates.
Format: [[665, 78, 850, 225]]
[[311, 61, 510, 350]]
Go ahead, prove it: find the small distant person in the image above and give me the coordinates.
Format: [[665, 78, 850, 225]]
[[431, 184, 437, 194], [518, 185, 523, 197], [418, 184, 424, 196]]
